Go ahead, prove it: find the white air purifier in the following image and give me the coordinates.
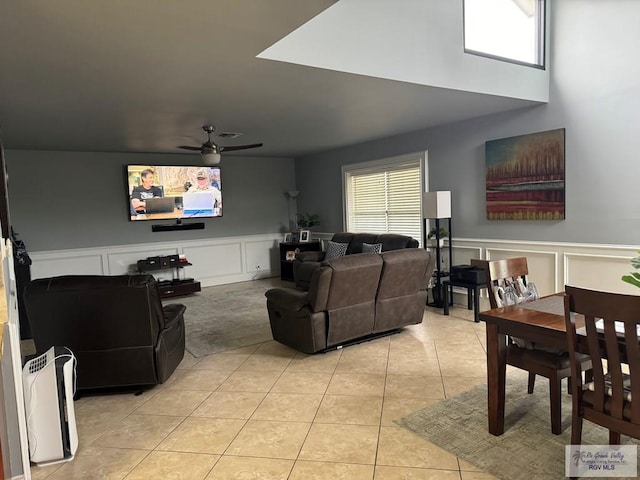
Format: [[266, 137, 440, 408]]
[[22, 346, 78, 466]]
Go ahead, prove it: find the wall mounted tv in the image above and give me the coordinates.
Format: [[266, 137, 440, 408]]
[[127, 165, 222, 221]]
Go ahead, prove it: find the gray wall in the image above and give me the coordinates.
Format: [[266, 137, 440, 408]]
[[5, 150, 295, 251], [7, 2, 639, 251], [295, 1, 640, 246]]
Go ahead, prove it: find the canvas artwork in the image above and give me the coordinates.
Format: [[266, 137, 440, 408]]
[[485, 128, 565, 220]]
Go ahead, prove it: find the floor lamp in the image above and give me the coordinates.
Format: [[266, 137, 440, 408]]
[[286, 190, 299, 232], [422, 191, 452, 307]]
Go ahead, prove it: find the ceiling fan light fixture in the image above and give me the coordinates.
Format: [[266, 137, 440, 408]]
[[179, 124, 262, 159], [202, 152, 221, 165], [218, 132, 243, 139]]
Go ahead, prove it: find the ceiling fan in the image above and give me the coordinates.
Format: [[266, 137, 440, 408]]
[[178, 125, 263, 165]]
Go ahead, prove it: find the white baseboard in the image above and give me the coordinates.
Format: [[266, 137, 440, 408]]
[[446, 238, 638, 308]]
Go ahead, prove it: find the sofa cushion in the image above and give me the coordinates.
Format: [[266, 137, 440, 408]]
[[362, 242, 383, 254], [321, 253, 383, 346], [325, 241, 349, 260], [321, 253, 383, 310], [375, 233, 418, 251], [331, 232, 355, 245], [346, 233, 379, 254], [373, 249, 435, 333]]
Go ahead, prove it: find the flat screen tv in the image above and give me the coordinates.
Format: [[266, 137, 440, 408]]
[[127, 165, 222, 221]]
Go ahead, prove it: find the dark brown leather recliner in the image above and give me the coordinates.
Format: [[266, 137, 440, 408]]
[[293, 232, 419, 290], [266, 249, 434, 353], [23, 274, 186, 391]]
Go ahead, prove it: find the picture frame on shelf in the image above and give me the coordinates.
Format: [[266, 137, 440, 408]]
[[299, 230, 310, 242], [283, 232, 292, 243], [291, 232, 300, 243], [285, 250, 296, 261]]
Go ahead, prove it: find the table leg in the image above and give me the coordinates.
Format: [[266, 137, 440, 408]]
[[486, 322, 507, 435], [473, 287, 480, 323], [467, 287, 473, 310], [443, 282, 449, 315]]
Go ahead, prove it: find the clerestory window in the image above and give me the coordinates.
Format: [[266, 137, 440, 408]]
[[463, 0, 545, 68]]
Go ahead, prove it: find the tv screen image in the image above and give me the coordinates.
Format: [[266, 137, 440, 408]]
[[127, 165, 222, 221]]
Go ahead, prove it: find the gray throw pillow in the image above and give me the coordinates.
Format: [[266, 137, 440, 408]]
[[362, 242, 382, 254], [325, 241, 349, 260]]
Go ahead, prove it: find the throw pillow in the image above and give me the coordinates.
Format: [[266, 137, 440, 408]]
[[324, 241, 349, 260], [362, 242, 382, 254]]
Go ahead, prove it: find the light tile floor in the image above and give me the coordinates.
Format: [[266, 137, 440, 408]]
[[29, 299, 498, 480]]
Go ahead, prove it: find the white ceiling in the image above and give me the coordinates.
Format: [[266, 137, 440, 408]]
[[0, 0, 539, 159]]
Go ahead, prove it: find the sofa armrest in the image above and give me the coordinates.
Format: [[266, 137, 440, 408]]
[[162, 303, 187, 329], [293, 259, 323, 290], [296, 251, 325, 262], [157, 303, 186, 384], [265, 288, 309, 312]]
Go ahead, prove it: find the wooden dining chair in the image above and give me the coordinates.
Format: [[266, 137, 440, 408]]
[[564, 285, 640, 446], [484, 257, 591, 434]]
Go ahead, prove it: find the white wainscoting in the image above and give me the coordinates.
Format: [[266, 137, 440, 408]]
[[29, 234, 283, 288], [449, 238, 639, 310], [28, 235, 639, 299]]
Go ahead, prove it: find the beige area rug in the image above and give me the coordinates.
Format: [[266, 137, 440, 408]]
[[165, 277, 286, 357], [397, 373, 640, 480]]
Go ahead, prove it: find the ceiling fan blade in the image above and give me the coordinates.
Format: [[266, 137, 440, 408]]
[[220, 143, 263, 153], [178, 146, 203, 151]]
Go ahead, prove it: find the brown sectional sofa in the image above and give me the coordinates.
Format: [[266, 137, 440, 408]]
[[265, 248, 435, 354], [292, 232, 419, 290]]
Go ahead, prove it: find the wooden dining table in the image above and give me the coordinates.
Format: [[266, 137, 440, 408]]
[[478, 294, 582, 436]]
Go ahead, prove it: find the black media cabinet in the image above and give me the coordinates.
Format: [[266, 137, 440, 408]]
[[137, 254, 201, 298], [279, 241, 321, 281]]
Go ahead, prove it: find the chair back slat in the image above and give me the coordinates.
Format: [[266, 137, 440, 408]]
[[583, 312, 608, 411], [603, 318, 625, 418], [624, 319, 640, 422], [565, 310, 585, 395]]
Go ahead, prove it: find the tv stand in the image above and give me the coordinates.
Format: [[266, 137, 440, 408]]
[[137, 255, 201, 298]]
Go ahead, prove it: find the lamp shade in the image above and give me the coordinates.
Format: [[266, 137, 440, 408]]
[[202, 152, 221, 165], [422, 191, 451, 218]]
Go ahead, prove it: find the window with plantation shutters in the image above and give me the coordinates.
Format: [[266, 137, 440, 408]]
[[344, 157, 423, 245]]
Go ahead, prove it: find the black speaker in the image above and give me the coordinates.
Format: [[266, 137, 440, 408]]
[[12, 236, 32, 339], [152, 222, 205, 232]]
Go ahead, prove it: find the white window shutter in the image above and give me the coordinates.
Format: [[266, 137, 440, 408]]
[[345, 161, 421, 244]]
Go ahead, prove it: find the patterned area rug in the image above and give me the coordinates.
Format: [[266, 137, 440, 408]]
[[397, 373, 639, 480], [165, 277, 286, 357]]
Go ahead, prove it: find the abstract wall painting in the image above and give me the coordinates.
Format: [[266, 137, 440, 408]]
[[485, 128, 565, 220]]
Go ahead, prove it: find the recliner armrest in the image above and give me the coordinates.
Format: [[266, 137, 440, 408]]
[[265, 288, 309, 312], [296, 251, 325, 262], [163, 303, 187, 328]]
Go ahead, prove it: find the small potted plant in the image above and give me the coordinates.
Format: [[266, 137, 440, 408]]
[[428, 227, 449, 247], [622, 250, 640, 289], [296, 213, 320, 230]]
